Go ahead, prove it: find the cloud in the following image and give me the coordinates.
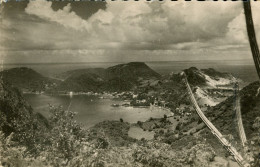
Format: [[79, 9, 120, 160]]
[[25, 0, 91, 31], [85, 1, 259, 51], [1, 0, 260, 63], [225, 2, 260, 45], [23, 0, 248, 49]]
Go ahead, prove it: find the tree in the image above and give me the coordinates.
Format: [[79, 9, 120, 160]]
[[249, 117, 260, 166], [243, 0, 260, 79], [45, 106, 86, 164], [137, 121, 143, 127]]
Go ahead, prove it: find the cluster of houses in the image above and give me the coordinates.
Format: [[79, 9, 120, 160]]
[[175, 104, 193, 116]]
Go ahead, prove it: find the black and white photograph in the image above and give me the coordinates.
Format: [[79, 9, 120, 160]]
[[0, 0, 260, 166]]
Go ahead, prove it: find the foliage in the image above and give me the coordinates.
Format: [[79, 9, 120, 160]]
[[42, 106, 87, 165], [2, 73, 248, 166], [56, 62, 161, 92], [58, 73, 104, 92], [0, 82, 94, 166], [184, 67, 207, 86], [88, 121, 137, 147], [0, 105, 97, 167], [250, 117, 260, 166], [0, 67, 57, 92]]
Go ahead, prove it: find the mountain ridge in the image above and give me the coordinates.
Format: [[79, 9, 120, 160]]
[[0, 67, 59, 92], [56, 62, 161, 92], [1, 63, 240, 96]]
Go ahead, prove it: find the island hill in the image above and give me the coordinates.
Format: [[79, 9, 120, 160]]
[[60, 63, 241, 113], [1, 62, 243, 113], [1, 63, 260, 166], [0, 62, 160, 92], [56, 62, 161, 92], [0, 67, 58, 92]]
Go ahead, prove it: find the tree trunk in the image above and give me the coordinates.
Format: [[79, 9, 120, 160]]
[[243, 0, 260, 79]]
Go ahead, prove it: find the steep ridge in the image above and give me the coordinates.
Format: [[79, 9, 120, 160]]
[[163, 67, 239, 107], [207, 81, 260, 143], [184, 67, 207, 86], [0, 67, 59, 92], [106, 62, 161, 80], [56, 62, 161, 92], [2, 65, 236, 96], [183, 73, 247, 166], [104, 62, 161, 91], [0, 80, 48, 140], [184, 67, 238, 88], [57, 73, 104, 92], [57, 68, 107, 80]]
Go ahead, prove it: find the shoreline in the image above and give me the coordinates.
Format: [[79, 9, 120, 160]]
[[23, 92, 174, 112]]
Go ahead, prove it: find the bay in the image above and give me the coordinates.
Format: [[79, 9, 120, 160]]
[[24, 94, 172, 129]]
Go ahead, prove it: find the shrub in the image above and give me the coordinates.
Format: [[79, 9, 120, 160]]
[[34, 106, 88, 165], [137, 121, 143, 127], [175, 123, 181, 131], [159, 130, 164, 135], [198, 119, 202, 124]]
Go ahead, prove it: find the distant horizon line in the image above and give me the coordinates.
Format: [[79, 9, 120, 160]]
[[2, 59, 254, 65]]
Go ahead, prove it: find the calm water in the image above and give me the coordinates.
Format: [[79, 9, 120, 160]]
[[24, 94, 172, 129]]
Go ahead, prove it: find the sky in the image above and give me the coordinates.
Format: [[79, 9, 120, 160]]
[[0, 0, 260, 64]]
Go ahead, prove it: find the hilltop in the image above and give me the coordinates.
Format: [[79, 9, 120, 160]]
[[184, 67, 238, 88], [56, 62, 161, 92], [183, 67, 239, 106], [106, 62, 161, 80], [135, 67, 240, 109], [56, 65, 240, 108], [0, 67, 59, 92], [1, 64, 238, 97], [1, 64, 240, 109]]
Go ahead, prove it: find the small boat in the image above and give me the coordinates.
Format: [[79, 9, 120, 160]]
[[69, 91, 73, 98], [122, 103, 130, 107], [111, 104, 120, 107]]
